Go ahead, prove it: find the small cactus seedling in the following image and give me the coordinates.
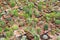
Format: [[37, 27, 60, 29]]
[[0, 13, 3, 18], [6, 31, 13, 37], [44, 24, 48, 30], [12, 9, 18, 17], [0, 27, 2, 33], [4, 27, 10, 32], [0, 20, 5, 27], [12, 24, 18, 30], [55, 20, 60, 24], [55, 12, 60, 18], [10, 0, 16, 7]]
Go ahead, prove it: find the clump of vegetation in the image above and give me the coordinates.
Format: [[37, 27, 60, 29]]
[[44, 24, 48, 30], [55, 20, 60, 24], [0, 27, 2, 33], [33, 18, 38, 22], [0, 20, 5, 27], [57, 36, 60, 40], [51, 29, 56, 35], [5, 17, 12, 21], [12, 24, 18, 30], [5, 27, 13, 38], [34, 9, 40, 18], [6, 30, 13, 37], [10, 0, 16, 7], [55, 12, 60, 18], [38, 1, 43, 11], [55, 28, 60, 33], [45, 14, 51, 21], [11, 9, 18, 17], [23, 2, 34, 18], [21, 13, 30, 18], [36, 27, 41, 34], [4, 37, 10, 40], [0, 13, 3, 18], [24, 27, 41, 40], [4, 27, 10, 32], [50, 12, 56, 18]]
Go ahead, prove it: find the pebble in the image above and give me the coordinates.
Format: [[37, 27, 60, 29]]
[[42, 34, 48, 39], [39, 21, 44, 24], [14, 30, 21, 37], [21, 35, 27, 40], [0, 37, 5, 40], [3, 1, 7, 5]]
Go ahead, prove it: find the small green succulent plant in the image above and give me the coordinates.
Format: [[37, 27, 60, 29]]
[[12, 24, 18, 30], [0, 20, 5, 27], [10, 0, 16, 7], [0, 27, 2, 33], [55, 20, 60, 24], [44, 24, 48, 30], [12, 9, 18, 17]]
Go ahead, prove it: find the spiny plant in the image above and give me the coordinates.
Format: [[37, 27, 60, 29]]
[[0, 13, 3, 18], [28, 2, 34, 8], [0, 27, 2, 33], [24, 27, 41, 40], [0, 20, 5, 27], [19, 0, 28, 2], [31, 28, 41, 40], [12, 24, 18, 30], [51, 0, 58, 2], [24, 27, 36, 36], [45, 14, 51, 17], [36, 27, 41, 34], [50, 12, 56, 18], [51, 29, 56, 35], [55, 28, 60, 33], [22, 13, 30, 18], [4, 27, 10, 32], [10, 0, 16, 7], [45, 12, 56, 22], [45, 11, 60, 22], [26, 18, 33, 25], [5, 17, 12, 21], [55, 20, 60, 24], [9, 20, 14, 26], [45, 14, 51, 22], [23, 7, 33, 17], [19, 21, 24, 26], [0, 5, 1, 8], [11, 9, 18, 17], [34, 9, 40, 18], [57, 36, 60, 40], [23, 5, 29, 13], [23, 2, 34, 18], [4, 37, 10, 40], [38, 1, 45, 11], [28, 8, 33, 17], [5, 28, 13, 38], [33, 18, 38, 22], [34, 34, 41, 40], [29, 0, 37, 2], [30, 18, 38, 27], [6, 31, 13, 38], [55, 12, 60, 19], [44, 24, 48, 30]]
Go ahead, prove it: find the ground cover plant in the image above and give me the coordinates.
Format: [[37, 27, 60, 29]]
[[0, 0, 60, 40]]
